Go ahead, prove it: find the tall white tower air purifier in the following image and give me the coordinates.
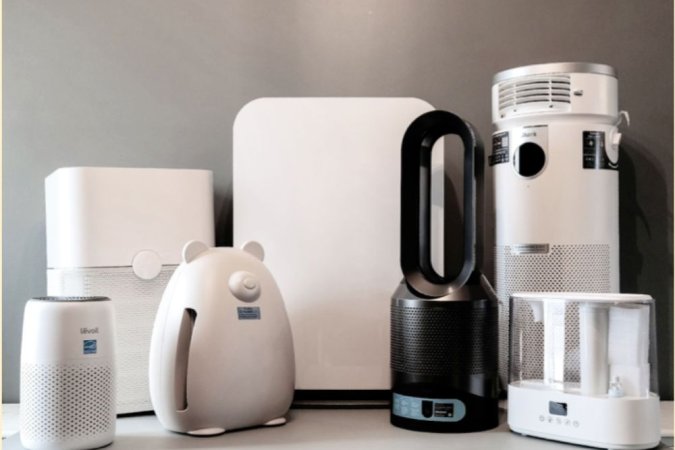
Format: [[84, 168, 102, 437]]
[[45, 167, 215, 414], [491, 63, 627, 387]]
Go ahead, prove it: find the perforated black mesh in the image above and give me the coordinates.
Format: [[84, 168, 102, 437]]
[[391, 301, 497, 376]]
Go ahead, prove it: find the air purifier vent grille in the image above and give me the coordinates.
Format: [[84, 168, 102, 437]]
[[498, 75, 571, 117], [20, 363, 115, 442], [391, 302, 497, 376], [495, 244, 611, 386], [47, 266, 176, 413]]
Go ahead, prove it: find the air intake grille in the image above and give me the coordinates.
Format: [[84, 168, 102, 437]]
[[47, 266, 176, 414], [20, 363, 115, 446], [391, 301, 497, 376], [498, 75, 571, 117]]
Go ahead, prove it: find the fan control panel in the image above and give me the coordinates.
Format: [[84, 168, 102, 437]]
[[392, 393, 466, 422]]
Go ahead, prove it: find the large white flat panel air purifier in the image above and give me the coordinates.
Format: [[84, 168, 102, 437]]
[[45, 167, 215, 413], [491, 63, 625, 387], [233, 98, 441, 391]]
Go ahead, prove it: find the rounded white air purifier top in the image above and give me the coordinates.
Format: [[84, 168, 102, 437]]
[[492, 62, 621, 125], [21, 296, 115, 364]]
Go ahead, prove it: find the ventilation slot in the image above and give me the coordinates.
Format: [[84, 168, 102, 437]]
[[175, 308, 197, 411], [498, 75, 571, 117]]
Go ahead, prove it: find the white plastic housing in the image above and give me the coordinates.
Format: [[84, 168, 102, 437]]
[[149, 241, 295, 435], [233, 98, 442, 390], [509, 383, 660, 450], [45, 167, 215, 414], [45, 167, 215, 269], [20, 297, 116, 450], [492, 62, 621, 266], [491, 63, 625, 386], [508, 292, 660, 449]]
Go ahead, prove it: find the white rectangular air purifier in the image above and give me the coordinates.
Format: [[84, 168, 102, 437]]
[[491, 63, 627, 386], [233, 98, 442, 393], [45, 167, 215, 414], [508, 292, 660, 449]]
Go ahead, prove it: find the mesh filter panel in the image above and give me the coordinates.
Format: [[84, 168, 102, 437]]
[[47, 266, 175, 414], [20, 362, 114, 446], [495, 244, 611, 386], [391, 302, 497, 377]]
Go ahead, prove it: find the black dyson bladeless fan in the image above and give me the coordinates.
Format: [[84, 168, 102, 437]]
[[390, 110, 499, 432]]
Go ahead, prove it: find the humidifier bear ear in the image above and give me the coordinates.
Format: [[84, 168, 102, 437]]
[[182, 240, 210, 263], [241, 241, 264, 261]]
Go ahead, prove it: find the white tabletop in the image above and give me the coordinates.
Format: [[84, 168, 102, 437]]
[[3, 403, 673, 450]]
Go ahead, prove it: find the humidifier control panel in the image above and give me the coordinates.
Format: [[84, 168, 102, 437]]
[[538, 401, 580, 428], [392, 393, 466, 422]]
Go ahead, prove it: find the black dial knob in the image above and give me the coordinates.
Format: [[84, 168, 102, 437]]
[[513, 142, 546, 177]]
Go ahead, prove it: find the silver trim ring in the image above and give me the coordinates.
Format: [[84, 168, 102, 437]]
[[493, 62, 617, 84]]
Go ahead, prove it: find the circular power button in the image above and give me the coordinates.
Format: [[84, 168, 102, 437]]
[[229, 271, 261, 302], [513, 142, 546, 177]]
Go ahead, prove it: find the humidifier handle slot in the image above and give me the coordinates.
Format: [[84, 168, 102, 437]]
[[175, 308, 197, 411], [400, 110, 482, 298]]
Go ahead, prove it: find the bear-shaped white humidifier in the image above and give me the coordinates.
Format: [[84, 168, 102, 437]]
[[148, 240, 295, 436]]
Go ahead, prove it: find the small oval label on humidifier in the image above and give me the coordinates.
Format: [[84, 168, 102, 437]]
[[392, 393, 466, 422]]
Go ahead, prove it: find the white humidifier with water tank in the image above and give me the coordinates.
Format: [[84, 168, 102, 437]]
[[490, 62, 629, 387], [508, 292, 660, 449]]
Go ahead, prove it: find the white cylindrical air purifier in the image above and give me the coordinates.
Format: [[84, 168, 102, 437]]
[[20, 296, 116, 450], [491, 62, 627, 386]]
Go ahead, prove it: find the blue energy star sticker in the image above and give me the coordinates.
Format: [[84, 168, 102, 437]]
[[83, 339, 97, 355]]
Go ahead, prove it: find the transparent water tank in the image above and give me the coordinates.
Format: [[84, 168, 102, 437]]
[[509, 292, 657, 395]]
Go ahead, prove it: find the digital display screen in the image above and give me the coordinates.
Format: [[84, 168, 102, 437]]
[[549, 401, 568, 416], [434, 402, 455, 418]]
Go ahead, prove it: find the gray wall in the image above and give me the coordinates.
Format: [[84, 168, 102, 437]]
[[4, 0, 672, 401]]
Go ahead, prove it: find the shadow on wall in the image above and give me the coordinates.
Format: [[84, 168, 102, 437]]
[[619, 137, 673, 399], [215, 187, 233, 247]]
